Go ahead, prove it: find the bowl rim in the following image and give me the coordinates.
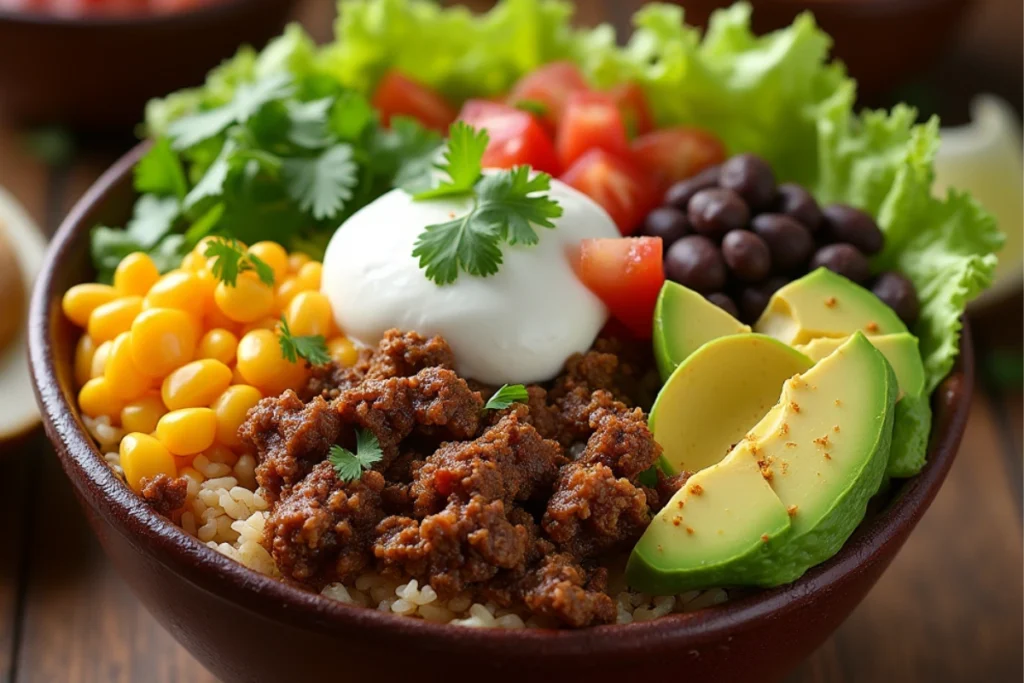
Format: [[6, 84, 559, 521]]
[[27, 140, 974, 655], [0, 0, 290, 29]]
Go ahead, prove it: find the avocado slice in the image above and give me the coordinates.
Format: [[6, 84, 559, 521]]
[[653, 281, 750, 381], [755, 268, 908, 346], [650, 334, 812, 475], [796, 333, 924, 400]]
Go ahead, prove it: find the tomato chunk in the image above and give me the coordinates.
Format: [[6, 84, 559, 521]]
[[372, 70, 457, 133], [507, 61, 588, 133], [560, 149, 658, 235], [575, 237, 664, 339], [630, 126, 726, 188], [457, 100, 560, 175], [556, 91, 631, 169], [608, 82, 655, 137]]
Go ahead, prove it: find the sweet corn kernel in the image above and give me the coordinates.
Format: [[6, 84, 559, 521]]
[[156, 408, 217, 456], [87, 296, 142, 344], [288, 252, 311, 273], [180, 251, 207, 272], [104, 332, 151, 401], [113, 252, 160, 297], [130, 308, 197, 377], [144, 271, 207, 318], [74, 335, 96, 388], [231, 364, 246, 385], [274, 277, 303, 311], [197, 328, 238, 365], [295, 261, 322, 291], [120, 432, 177, 492], [214, 272, 275, 323], [210, 384, 262, 448], [248, 242, 289, 284], [239, 316, 280, 337], [79, 377, 123, 418], [121, 393, 168, 434], [90, 340, 112, 379], [327, 337, 359, 367], [204, 304, 241, 334], [236, 329, 306, 395], [285, 291, 332, 337], [204, 443, 240, 467], [195, 267, 217, 304], [62, 283, 117, 328], [161, 359, 232, 411]]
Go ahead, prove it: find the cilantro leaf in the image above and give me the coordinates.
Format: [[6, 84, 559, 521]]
[[134, 137, 187, 200], [376, 117, 443, 191], [413, 121, 487, 200], [329, 90, 374, 141], [484, 384, 529, 410], [286, 97, 335, 148], [184, 139, 237, 210], [204, 237, 275, 287], [278, 316, 331, 366], [411, 203, 504, 285], [328, 429, 383, 483], [476, 167, 562, 245], [126, 195, 180, 249], [282, 144, 358, 220]]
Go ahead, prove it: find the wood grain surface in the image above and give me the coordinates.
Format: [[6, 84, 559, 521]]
[[0, 1, 1020, 681]]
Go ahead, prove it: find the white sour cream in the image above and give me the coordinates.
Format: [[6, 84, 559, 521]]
[[321, 178, 618, 385]]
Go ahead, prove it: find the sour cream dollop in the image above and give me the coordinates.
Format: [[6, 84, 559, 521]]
[[321, 178, 619, 385]]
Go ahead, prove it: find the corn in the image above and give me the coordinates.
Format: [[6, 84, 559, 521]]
[[236, 329, 306, 395], [210, 384, 262, 447], [74, 335, 96, 388], [195, 268, 217, 304], [161, 359, 232, 411], [62, 283, 117, 328], [285, 291, 332, 337], [288, 252, 311, 273], [327, 337, 359, 367], [90, 340, 112, 379], [239, 316, 281, 338], [156, 408, 217, 456], [295, 261, 322, 291], [180, 251, 207, 272], [130, 308, 197, 377], [274, 277, 303, 311], [248, 242, 289, 285], [120, 432, 177, 492], [121, 393, 168, 434], [79, 377, 123, 418], [214, 272, 275, 323], [87, 296, 142, 343], [113, 252, 160, 297], [197, 328, 238, 365], [104, 332, 151, 401], [203, 304, 241, 334], [144, 271, 207, 318], [231, 364, 246, 385]]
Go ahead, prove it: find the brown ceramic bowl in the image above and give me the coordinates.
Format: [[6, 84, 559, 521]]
[[0, 0, 298, 128], [28, 141, 975, 683], [675, 0, 973, 97]]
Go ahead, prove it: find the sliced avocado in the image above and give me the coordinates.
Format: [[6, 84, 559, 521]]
[[625, 444, 792, 594], [650, 334, 812, 475], [796, 333, 924, 400], [755, 268, 907, 346], [653, 281, 750, 381]]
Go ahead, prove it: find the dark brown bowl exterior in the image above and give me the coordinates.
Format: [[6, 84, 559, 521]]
[[29, 142, 975, 683], [0, 0, 297, 128], [675, 0, 972, 97]]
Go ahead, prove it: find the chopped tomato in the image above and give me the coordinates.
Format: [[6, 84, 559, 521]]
[[608, 82, 655, 137], [560, 149, 658, 235], [457, 100, 560, 175], [371, 70, 457, 133], [506, 61, 588, 133], [556, 91, 631, 169], [575, 237, 664, 339], [630, 126, 726, 188]]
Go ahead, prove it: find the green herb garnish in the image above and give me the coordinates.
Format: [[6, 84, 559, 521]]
[[204, 238, 275, 287], [277, 316, 331, 366], [328, 429, 384, 482], [484, 384, 529, 410]]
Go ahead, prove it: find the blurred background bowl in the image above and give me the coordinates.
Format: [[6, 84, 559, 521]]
[[0, 0, 299, 128]]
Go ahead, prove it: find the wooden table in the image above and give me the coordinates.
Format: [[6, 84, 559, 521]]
[[0, 1, 1020, 681]]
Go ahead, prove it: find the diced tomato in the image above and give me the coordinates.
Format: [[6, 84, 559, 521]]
[[560, 149, 658, 235], [506, 61, 588, 133], [556, 91, 631, 169], [575, 237, 665, 339], [608, 82, 655, 137], [457, 100, 560, 175], [371, 70, 457, 133], [630, 126, 727, 189]]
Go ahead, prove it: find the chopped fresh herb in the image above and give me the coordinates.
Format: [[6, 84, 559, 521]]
[[328, 429, 384, 482], [204, 237, 275, 286], [512, 99, 549, 117], [281, 144, 358, 220], [484, 384, 529, 410], [278, 316, 331, 366], [135, 137, 187, 200], [412, 121, 487, 200]]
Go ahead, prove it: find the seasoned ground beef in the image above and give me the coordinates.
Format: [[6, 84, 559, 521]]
[[140, 474, 188, 517], [239, 328, 663, 627]]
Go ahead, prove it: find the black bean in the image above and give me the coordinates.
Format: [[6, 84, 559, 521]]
[[642, 207, 690, 248], [720, 153, 776, 211], [872, 271, 920, 325], [738, 287, 771, 324], [687, 188, 750, 240], [663, 165, 721, 210], [821, 204, 884, 255], [665, 235, 727, 293], [751, 214, 814, 272], [722, 230, 771, 283], [706, 292, 740, 319], [759, 275, 790, 299], [810, 243, 871, 284], [775, 183, 823, 232]]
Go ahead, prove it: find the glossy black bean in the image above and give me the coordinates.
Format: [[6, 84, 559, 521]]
[[821, 204, 884, 255], [665, 235, 727, 293], [810, 243, 871, 284], [738, 286, 771, 324], [722, 230, 771, 283], [872, 271, 920, 325], [775, 183, 823, 232], [687, 188, 750, 240], [706, 292, 740, 319], [642, 206, 690, 248], [663, 165, 721, 210], [751, 213, 814, 272], [759, 275, 790, 299], [719, 153, 776, 211]]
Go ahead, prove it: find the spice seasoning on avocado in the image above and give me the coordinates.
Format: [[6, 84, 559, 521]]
[[779, 423, 790, 436], [813, 434, 830, 448], [686, 527, 695, 536], [865, 321, 879, 332], [834, 399, 842, 407], [760, 534, 770, 543], [790, 401, 801, 413], [785, 442, 798, 448], [787, 505, 798, 517], [824, 453, 832, 460], [824, 296, 837, 308], [672, 516, 682, 527], [689, 483, 704, 496], [833, 425, 840, 433]]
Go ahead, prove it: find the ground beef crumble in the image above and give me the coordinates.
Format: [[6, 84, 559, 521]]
[[140, 474, 188, 517], [238, 328, 663, 628]]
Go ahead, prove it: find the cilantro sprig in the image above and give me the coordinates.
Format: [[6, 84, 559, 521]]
[[203, 238, 275, 287], [329, 429, 384, 482], [484, 384, 529, 410], [277, 316, 331, 366]]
